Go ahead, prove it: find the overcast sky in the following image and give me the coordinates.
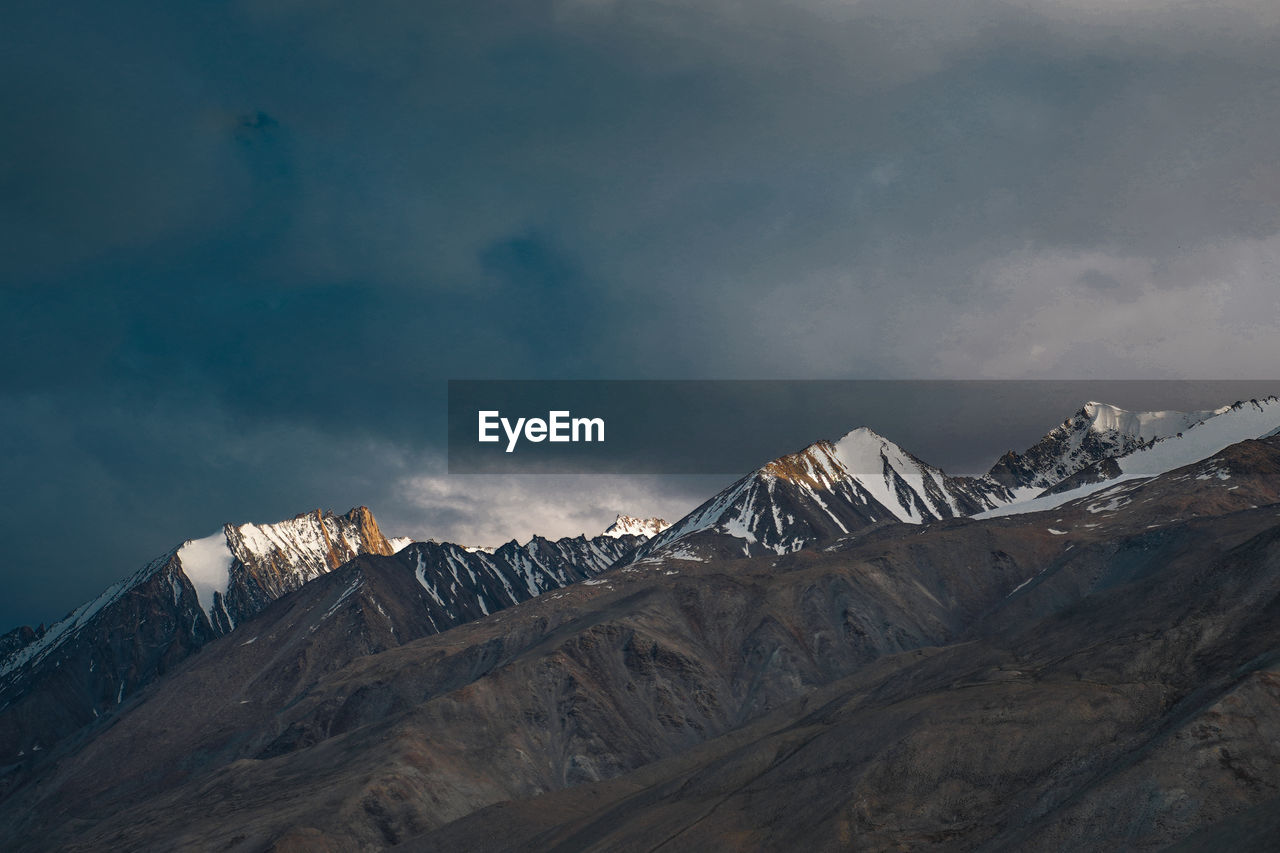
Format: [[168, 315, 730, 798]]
[[3, 0, 1280, 629]]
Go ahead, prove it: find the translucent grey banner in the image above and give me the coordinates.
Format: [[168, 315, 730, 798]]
[[447, 380, 1280, 475]]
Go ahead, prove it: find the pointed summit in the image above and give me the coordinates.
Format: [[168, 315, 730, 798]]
[[635, 428, 1013, 561]]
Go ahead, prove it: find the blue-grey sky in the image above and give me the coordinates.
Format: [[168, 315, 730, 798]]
[[3, 0, 1280, 630]]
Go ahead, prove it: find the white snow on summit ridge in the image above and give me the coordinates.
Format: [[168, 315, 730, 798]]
[[176, 533, 236, 627], [601, 515, 670, 539], [227, 511, 370, 584], [1081, 401, 1224, 441], [832, 427, 964, 524], [181, 510, 385, 627], [1, 509, 391, 684], [986, 400, 1236, 496]]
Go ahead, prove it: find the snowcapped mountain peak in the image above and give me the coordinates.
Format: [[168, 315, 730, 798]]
[[759, 440, 846, 487], [635, 427, 1013, 561], [759, 428, 918, 490], [839, 424, 886, 439], [601, 515, 671, 539], [831, 426, 1002, 524], [981, 396, 1280, 518], [227, 507, 391, 575], [987, 401, 1227, 492], [204, 506, 394, 630], [832, 426, 916, 475], [157, 507, 396, 633], [1, 505, 398, 723]]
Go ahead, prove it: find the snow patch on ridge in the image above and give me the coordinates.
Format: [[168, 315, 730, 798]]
[[833, 427, 928, 523], [226, 510, 372, 589], [176, 532, 235, 621]]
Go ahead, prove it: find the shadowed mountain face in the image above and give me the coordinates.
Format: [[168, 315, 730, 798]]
[[390, 533, 644, 633], [2, 438, 1279, 851]]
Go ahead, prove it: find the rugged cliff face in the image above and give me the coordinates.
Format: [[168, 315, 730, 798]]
[[220, 507, 396, 630]]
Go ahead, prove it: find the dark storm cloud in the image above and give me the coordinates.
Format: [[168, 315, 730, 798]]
[[3, 0, 1279, 627]]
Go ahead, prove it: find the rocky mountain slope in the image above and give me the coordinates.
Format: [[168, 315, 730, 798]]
[[396, 532, 645, 632], [0, 508, 648, 765], [4, 435, 1279, 851], [0, 508, 397, 761], [415, 441, 1280, 853]]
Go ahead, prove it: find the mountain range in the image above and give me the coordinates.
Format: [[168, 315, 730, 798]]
[[638, 397, 1280, 560], [2, 397, 1279, 851], [0, 511, 655, 763]]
